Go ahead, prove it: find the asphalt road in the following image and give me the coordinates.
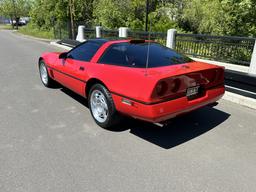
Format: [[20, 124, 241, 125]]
[[0, 30, 256, 192]]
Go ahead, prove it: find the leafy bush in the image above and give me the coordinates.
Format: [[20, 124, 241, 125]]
[[18, 23, 54, 39]]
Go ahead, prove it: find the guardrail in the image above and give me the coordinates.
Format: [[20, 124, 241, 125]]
[[225, 69, 256, 99], [57, 39, 81, 47]]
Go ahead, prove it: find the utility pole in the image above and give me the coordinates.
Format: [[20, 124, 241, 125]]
[[145, 0, 149, 32], [69, 0, 75, 39]]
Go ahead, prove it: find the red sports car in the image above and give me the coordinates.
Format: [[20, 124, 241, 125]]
[[39, 39, 225, 128]]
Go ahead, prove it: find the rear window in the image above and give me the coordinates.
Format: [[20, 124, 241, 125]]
[[98, 42, 193, 68]]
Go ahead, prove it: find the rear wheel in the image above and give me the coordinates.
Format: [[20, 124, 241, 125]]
[[88, 84, 122, 129], [39, 60, 56, 87]]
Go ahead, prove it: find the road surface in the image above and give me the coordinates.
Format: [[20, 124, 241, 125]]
[[0, 30, 256, 192]]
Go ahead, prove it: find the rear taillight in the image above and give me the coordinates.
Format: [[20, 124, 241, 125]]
[[152, 78, 181, 99], [171, 78, 181, 92], [204, 68, 224, 88], [155, 81, 168, 96]]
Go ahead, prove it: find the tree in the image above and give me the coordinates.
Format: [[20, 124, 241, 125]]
[[0, 0, 31, 29], [0, 0, 14, 26], [220, 0, 256, 36], [93, 0, 186, 31], [148, 2, 183, 32], [24, 0, 256, 37], [30, 0, 94, 38], [93, 0, 133, 29], [181, 0, 256, 36]]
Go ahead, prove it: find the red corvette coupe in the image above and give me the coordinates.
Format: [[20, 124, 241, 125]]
[[39, 39, 225, 128]]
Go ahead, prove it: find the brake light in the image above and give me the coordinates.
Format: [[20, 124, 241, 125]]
[[152, 78, 181, 99], [203, 68, 224, 89], [171, 78, 181, 92], [155, 81, 168, 96]]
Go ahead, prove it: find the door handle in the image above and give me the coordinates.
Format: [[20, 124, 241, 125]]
[[79, 66, 85, 71]]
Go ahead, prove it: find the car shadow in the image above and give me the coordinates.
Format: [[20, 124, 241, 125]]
[[61, 87, 89, 108], [60, 87, 230, 149], [122, 106, 230, 149]]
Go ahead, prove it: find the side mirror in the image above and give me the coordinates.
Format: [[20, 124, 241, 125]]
[[59, 52, 68, 59]]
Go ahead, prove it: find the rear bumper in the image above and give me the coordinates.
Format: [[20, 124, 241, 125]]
[[112, 86, 225, 123]]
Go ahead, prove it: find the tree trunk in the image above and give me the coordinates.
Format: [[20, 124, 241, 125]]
[[69, 0, 75, 39], [15, 17, 19, 30]]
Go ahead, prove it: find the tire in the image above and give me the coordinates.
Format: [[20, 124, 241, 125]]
[[39, 60, 56, 88], [88, 84, 122, 129]]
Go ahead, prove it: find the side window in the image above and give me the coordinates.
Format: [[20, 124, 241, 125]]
[[99, 43, 129, 66], [67, 41, 100, 62]]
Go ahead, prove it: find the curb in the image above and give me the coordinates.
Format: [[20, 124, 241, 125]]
[[222, 91, 256, 110]]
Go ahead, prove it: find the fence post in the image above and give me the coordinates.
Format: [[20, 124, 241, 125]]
[[96, 26, 102, 38], [76, 25, 86, 42], [249, 40, 256, 75], [119, 27, 129, 38], [166, 29, 177, 49]]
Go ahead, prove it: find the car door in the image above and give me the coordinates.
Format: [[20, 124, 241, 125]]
[[56, 58, 88, 96], [55, 41, 101, 96]]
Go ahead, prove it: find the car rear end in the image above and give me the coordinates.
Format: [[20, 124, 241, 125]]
[[112, 62, 225, 123]]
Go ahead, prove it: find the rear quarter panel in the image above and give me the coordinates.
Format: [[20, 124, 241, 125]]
[[85, 63, 158, 102]]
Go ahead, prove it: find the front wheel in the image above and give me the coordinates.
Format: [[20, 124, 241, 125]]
[[39, 60, 56, 87], [88, 84, 122, 129]]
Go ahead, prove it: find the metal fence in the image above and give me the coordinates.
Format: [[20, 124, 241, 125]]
[[53, 21, 94, 40], [53, 22, 70, 39], [102, 29, 118, 39], [55, 25, 255, 67], [128, 31, 166, 45], [83, 28, 96, 39], [175, 33, 255, 66], [82, 28, 167, 45], [82, 28, 118, 39]]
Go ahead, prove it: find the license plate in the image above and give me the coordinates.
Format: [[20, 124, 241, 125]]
[[186, 86, 200, 97]]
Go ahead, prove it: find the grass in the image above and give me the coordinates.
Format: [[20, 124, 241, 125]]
[[0, 24, 13, 30], [18, 24, 54, 40]]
